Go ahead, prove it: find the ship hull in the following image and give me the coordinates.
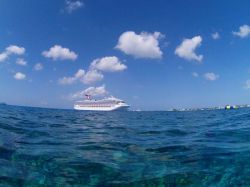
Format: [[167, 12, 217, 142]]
[[74, 104, 129, 111]]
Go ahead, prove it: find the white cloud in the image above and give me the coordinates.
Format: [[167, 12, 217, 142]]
[[0, 45, 25, 63], [81, 69, 103, 84], [65, 0, 83, 13], [203, 72, 219, 81], [115, 31, 163, 59], [71, 85, 107, 99], [59, 56, 125, 86], [34, 63, 43, 71], [59, 68, 103, 85], [58, 69, 85, 85], [75, 69, 85, 78], [233, 25, 250, 38], [91, 56, 127, 72], [211, 32, 220, 40], [14, 72, 26, 80], [192, 72, 199, 77], [16, 58, 27, 66], [0, 53, 8, 62], [58, 76, 77, 85], [6, 45, 25, 55], [244, 80, 250, 89], [175, 36, 203, 62], [42, 45, 78, 61], [83, 85, 107, 96]]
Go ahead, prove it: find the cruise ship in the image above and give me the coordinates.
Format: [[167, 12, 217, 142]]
[[74, 95, 129, 111]]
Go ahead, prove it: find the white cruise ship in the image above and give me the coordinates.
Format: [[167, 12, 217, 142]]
[[74, 96, 129, 111]]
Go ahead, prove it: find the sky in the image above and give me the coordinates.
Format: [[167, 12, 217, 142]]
[[1, 0, 250, 110]]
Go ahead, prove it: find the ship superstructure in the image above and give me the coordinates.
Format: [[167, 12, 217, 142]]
[[74, 95, 129, 111]]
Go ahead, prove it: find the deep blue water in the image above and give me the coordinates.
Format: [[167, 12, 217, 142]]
[[1, 105, 250, 186]]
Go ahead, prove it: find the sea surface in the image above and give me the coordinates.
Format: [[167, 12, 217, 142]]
[[1, 105, 250, 186]]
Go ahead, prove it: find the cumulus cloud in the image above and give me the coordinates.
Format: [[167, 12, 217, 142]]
[[71, 85, 107, 99], [90, 56, 127, 72], [65, 0, 83, 13], [75, 69, 85, 78], [175, 36, 203, 62], [58, 69, 85, 85], [244, 80, 250, 89], [42, 45, 78, 61], [192, 72, 199, 77], [58, 76, 77, 85], [0, 45, 25, 63], [59, 68, 103, 85], [16, 58, 27, 66], [34, 63, 43, 71], [0, 53, 8, 62], [211, 32, 220, 40], [14, 72, 26, 80], [6, 45, 25, 55], [115, 31, 163, 59], [203, 72, 219, 81], [81, 69, 103, 84], [59, 55, 126, 86], [233, 25, 250, 38]]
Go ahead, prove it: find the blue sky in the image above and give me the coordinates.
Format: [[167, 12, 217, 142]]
[[1, 0, 250, 110]]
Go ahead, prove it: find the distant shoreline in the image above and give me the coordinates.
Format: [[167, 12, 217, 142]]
[[167, 104, 250, 112]]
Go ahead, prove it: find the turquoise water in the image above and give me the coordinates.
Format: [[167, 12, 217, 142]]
[[1, 105, 250, 186]]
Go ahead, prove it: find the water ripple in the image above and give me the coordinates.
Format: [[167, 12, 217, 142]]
[[1, 105, 250, 186]]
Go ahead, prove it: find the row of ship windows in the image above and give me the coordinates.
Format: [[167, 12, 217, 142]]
[[77, 105, 112, 107]]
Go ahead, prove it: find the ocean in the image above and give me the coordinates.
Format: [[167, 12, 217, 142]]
[[1, 104, 250, 186]]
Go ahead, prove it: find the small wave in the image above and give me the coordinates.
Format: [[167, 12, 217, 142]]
[[146, 145, 191, 153], [1, 105, 250, 186]]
